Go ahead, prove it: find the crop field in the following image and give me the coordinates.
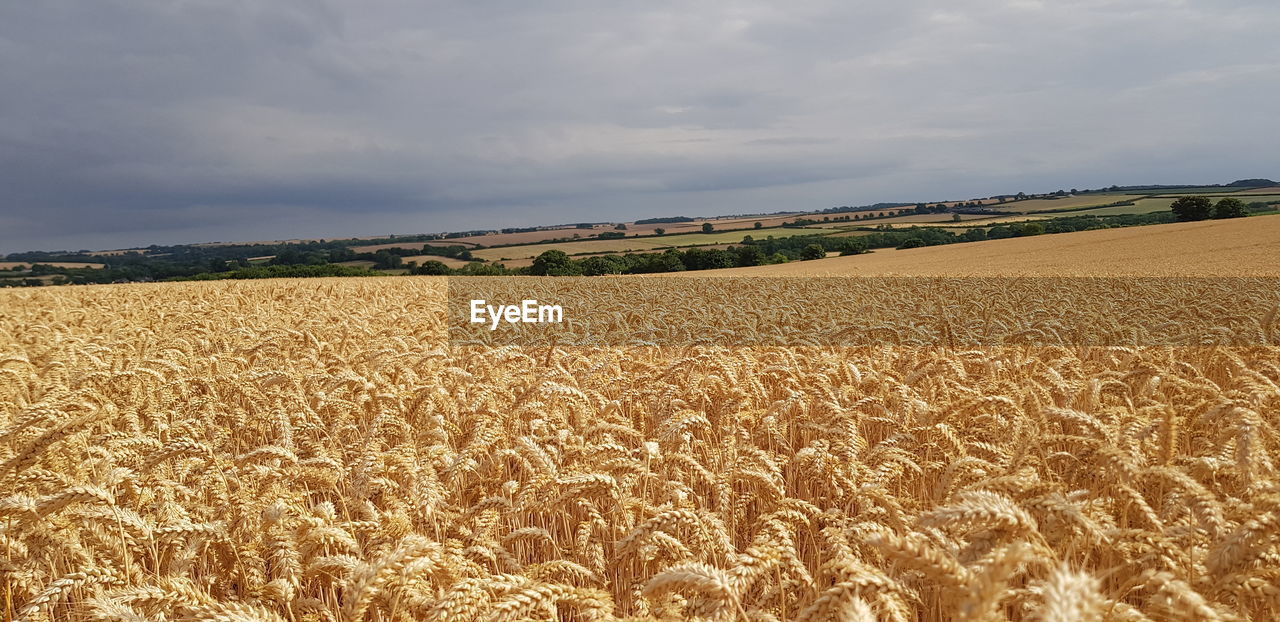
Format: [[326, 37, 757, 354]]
[[351, 241, 480, 254], [3, 266, 1280, 622], [470, 228, 842, 262], [400, 255, 475, 268], [413, 216, 813, 250], [703, 214, 1280, 277], [990, 195, 1148, 213], [1071, 199, 1178, 216], [825, 213, 993, 227], [0, 261, 105, 270]]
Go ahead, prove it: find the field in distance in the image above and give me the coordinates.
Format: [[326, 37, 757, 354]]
[[695, 214, 1280, 277], [0, 261, 105, 269], [469, 227, 842, 262]]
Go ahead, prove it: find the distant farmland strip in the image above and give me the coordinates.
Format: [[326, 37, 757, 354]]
[[470, 227, 843, 261]]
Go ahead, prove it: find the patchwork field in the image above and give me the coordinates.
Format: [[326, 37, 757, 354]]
[[990, 194, 1148, 213], [470, 228, 842, 262], [701, 214, 1280, 277], [401, 255, 475, 268], [0, 261, 104, 270]]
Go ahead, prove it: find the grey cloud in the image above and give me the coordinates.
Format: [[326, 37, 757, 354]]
[[1, 0, 1278, 252]]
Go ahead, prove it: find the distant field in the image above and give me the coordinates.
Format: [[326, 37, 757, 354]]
[[833, 212, 994, 226], [1147, 186, 1277, 196], [992, 194, 1147, 213], [0, 261, 105, 269], [1070, 199, 1174, 216], [399, 255, 474, 268], [351, 240, 480, 253], [471, 227, 841, 261], [695, 214, 1280, 277], [1098, 195, 1280, 216], [908, 214, 1056, 227]]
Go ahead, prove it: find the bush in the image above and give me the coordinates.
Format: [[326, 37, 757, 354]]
[[530, 250, 582, 276], [1018, 223, 1045, 236], [1213, 198, 1248, 219], [800, 244, 826, 260], [414, 260, 452, 275], [1170, 196, 1212, 221]]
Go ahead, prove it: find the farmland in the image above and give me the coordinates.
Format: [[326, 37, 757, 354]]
[[471, 227, 843, 262], [988, 194, 1149, 213], [700, 214, 1280, 277], [0, 261, 104, 270], [3, 268, 1280, 621]]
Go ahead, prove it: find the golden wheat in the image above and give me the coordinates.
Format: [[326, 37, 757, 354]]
[[1, 277, 1278, 620]]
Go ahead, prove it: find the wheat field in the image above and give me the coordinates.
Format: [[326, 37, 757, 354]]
[[3, 278, 1279, 621], [700, 216, 1280, 277]]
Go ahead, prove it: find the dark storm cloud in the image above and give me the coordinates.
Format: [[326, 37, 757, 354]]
[[2, 0, 1278, 252]]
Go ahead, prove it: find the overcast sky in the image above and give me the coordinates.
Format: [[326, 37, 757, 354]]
[[2, 1, 1278, 252]]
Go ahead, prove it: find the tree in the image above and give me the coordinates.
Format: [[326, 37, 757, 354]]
[[580, 256, 623, 276], [952, 213, 963, 222], [414, 260, 451, 275], [988, 225, 1015, 239], [1170, 196, 1212, 221], [733, 245, 766, 267], [655, 250, 686, 272], [1213, 197, 1248, 219], [372, 251, 402, 269], [800, 244, 826, 260], [1018, 223, 1045, 236], [754, 221, 763, 229], [530, 250, 581, 276], [654, 228, 666, 236], [839, 238, 869, 255], [702, 223, 714, 234], [615, 223, 627, 230]]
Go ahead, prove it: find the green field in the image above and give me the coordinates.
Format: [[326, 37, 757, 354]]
[[1072, 199, 1179, 216], [1146, 186, 1276, 196], [991, 194, 1148, 213], [1083, 195, 1280, 216], [472, 227, 842, 261]]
